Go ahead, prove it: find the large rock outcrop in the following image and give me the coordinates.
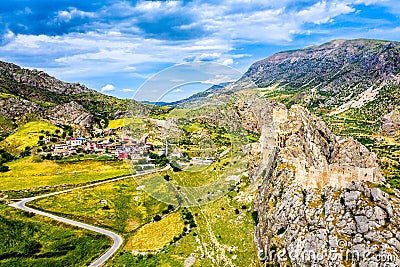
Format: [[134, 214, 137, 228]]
[[0, 98, 42, 121], [382, 107, 400, 136], [241, 99, 399, 266], [45, 101, 94, 130]]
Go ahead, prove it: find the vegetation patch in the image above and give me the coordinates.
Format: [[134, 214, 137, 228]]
[[107, 118, 144, 129], [1, 156, 129, 191], [1, 120, 60, 154], [124, 212, 185, 252], [30, 176, 167, 233], [0, 204, 110, 267]]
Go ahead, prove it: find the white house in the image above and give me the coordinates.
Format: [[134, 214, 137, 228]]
[[69, 139, 83, 146]]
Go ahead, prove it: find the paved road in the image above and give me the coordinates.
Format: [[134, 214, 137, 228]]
[[9, 166, 169, 267], [10, 199, 123, 267]]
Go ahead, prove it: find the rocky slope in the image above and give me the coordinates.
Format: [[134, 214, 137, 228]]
[[382, 107, 400, 136], [0, 60, 145, 132], [239, 98, 400, 266], [242, 39, 400, 110]]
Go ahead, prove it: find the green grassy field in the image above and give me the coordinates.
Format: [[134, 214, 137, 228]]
[[30, 176, 168, 233], [1, 156, 130, 192], [107, 118, 144, 129], [31, 160, 259, 267], [1, 120, 61, 153], [0, 203, 110, 267], [108, 176, 259, 267]]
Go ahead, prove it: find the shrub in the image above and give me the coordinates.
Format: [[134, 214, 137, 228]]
[[0, 165, 10, 172], [251, 211, 259, 225]]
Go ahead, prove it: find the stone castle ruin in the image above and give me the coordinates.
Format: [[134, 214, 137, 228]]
[[272, 105, 384, 189]]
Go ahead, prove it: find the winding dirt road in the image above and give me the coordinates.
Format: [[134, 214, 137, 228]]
[[9, 167, 168, 267]]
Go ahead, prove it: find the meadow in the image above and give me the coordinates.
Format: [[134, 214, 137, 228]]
[[124, 211, 185, 252], [0, 203, 110, 267], [30, 175, 168, 233], [1, 156, 130, 192], [107, 118, 144, 130], [108, 175, 260, 267], [31, 159, 259, 267]]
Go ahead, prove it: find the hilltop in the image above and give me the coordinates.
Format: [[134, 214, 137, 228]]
[[0, 61, 147, 135]]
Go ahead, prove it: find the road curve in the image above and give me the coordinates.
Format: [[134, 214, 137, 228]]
[[10, 198, 123, 267], [8, 166, 169, 267]]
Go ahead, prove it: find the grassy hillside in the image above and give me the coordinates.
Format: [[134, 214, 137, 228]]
[[1, 120, 60, 154], [124, 212, 185, 252], [31, 159, 259, 267], [30, 175, 168, 233], [107, 118, 144, 130]]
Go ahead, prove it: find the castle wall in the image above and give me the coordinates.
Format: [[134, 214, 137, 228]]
[[294, 162, 378, 188]]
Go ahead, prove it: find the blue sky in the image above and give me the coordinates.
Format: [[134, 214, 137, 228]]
[[0, 0, 399, 101]]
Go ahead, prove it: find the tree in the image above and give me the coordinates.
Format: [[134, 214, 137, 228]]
[[153, 215, 161, 222], [0, 165, 9, 172]]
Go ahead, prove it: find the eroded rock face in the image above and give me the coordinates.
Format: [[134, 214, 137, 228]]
[[0, 98, 42, 120], [244, 99, 400, 266], [0, 61, 93, 95], [382, 107, 400, 136], [243, 39, 400, 109], [255, 181, 400, 266], [45, 101, 94, 131]]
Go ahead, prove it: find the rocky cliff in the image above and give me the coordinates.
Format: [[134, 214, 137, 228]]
[[241, 99, 400, 266]]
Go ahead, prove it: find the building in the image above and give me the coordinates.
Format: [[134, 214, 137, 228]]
[[118, 152, 129, 159]]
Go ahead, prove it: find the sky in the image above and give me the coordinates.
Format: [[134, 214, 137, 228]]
[[0, 0, 399, 101]]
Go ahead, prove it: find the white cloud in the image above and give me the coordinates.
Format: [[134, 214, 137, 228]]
[[353, 0, 389, 5], [198, 52, 221, 61], [222, 58, 234, 66], [55, 7, 95, 22], [124, 66, 137, 71], [297, 1, 355, 24], [101, 84, 116, 92], [0, 0, 397, 98], [173, 88, 183, 92], [135, 0, 181, 14], [121, 88, 135, 92]]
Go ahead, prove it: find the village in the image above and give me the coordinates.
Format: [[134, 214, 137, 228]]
[[41, 131, 215, 171]]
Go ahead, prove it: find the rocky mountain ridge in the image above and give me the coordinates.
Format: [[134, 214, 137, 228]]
[[242, 39, 400, 110], [0, 61, 93, 96], [0, 60, 145, 133]]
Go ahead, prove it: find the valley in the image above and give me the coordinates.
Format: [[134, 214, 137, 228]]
[[0, 38, 400, 266]]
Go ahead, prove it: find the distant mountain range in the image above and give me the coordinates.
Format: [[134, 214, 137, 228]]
[[140, 82, 232, 106], [1, 38, 399, 134]]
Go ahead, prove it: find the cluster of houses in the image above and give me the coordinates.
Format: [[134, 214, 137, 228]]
[[46, 134, 216, 170], [51, 136, 151, 160]]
